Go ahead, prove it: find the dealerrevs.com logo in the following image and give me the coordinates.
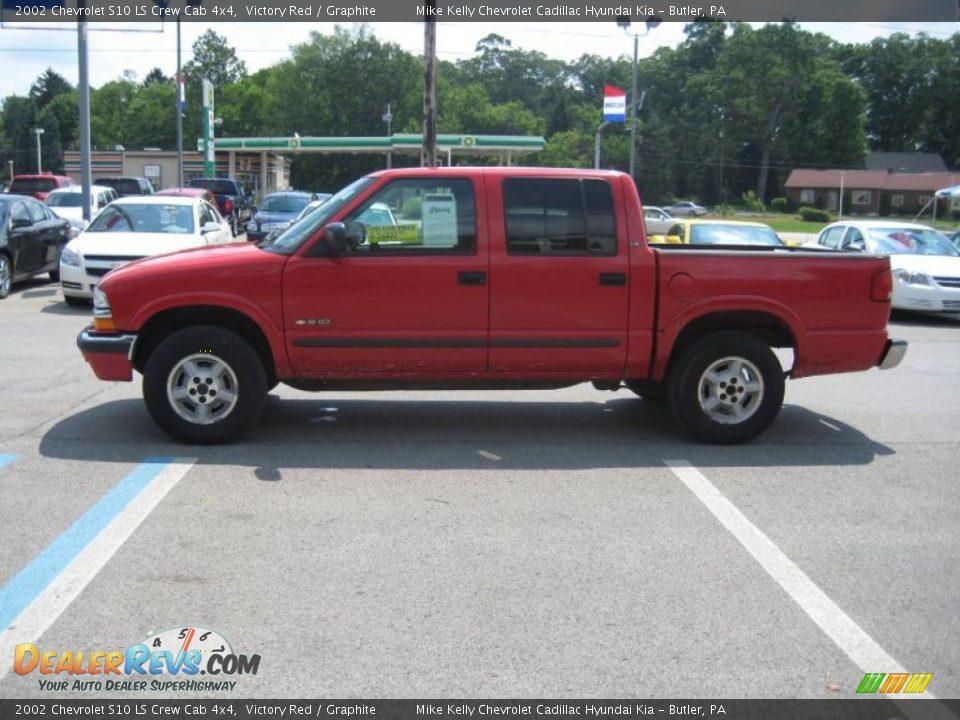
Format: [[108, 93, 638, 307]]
[[13, 626, 260, 692]]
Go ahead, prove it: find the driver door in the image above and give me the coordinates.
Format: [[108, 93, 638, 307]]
[[282, 176, 489, 376]]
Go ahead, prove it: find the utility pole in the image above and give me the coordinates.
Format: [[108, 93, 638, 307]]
[[78, 9, 93, 221], [422, 0, 437, 168]]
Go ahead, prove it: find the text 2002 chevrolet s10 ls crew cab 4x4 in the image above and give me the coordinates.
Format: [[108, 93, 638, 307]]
[[77, 168, 906, 445]]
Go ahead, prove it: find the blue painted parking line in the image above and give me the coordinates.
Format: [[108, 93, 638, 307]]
[[0, 454, 17, 471], [0, 457, 177, 633]]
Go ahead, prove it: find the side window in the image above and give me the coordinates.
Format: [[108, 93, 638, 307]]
[[842, 228, 865, 250], [341, 178, 475, 254], [26, 200, 46, 223], [10, 202, 31, 226], [199, 203, 216, 227], [820, 226, 845, 249], [503, 178, 616, 255]]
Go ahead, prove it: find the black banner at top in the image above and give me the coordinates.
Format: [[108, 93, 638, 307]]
[[1, 0, 958, 23]]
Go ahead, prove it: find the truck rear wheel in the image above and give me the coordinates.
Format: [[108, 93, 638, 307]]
[[143, 326, 267, 444], [668, 331, 784, 444]]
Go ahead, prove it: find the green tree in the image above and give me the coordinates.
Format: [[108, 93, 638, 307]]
[[184, 30, 247, 89], [29, 69, 73, 111]]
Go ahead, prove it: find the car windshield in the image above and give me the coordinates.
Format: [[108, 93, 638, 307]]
[[865, 228, 959, 256], [260, 195, 310, 214], [267, 176, 376, 255], [86, 203, 195, 234], [46, 193, 83, 207], [10, 178, 57, 193], [689, 224, 782, 246]]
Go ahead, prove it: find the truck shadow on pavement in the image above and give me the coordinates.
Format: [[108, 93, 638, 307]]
[[38, 394, 894, 471]]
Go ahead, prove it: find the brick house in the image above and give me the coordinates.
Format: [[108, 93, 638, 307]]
[[784, 169, 960, 217]]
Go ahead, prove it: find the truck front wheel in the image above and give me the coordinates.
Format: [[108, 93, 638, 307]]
[[143, 326, 267, 444], [668, 331, 784, 444]]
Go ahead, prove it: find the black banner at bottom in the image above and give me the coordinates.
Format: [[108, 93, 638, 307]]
[[0, 700, 958, 720]]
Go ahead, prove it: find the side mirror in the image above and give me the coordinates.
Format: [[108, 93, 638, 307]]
[[322, 222, 350, 255], [202, 221, 224, 234], [846, 241, 865, 252]]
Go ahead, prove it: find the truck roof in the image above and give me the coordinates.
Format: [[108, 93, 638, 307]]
[[367, 167, 629, 181]]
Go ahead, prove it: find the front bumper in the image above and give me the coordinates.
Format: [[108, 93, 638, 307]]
[[877, 339, 908, 370], [77, 328, 137, 381], [60, 262, 99, 299], [892, 282, 960, 312]]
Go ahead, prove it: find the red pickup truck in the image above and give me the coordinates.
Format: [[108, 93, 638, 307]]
[[77, 168, 905, 445]]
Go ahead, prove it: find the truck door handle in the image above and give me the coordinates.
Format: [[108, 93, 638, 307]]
[[458, 271, 486, 285], [599, 272, 626, 286]]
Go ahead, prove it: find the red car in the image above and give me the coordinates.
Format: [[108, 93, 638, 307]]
[[77, 167, 905, 445], [7, 174, 74, 202]]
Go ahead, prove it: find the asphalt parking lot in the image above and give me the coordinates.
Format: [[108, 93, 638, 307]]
[[0, 277, 958, 700]]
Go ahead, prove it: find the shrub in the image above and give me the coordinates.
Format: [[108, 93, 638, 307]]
[[741, 190, 765, 213], [798, 206, 832, 223], [770, 197, 788, 213]]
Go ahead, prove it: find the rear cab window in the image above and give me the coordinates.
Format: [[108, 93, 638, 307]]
[[503, 178, 617, 255]]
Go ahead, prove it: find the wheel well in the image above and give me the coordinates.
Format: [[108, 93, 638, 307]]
[[132, 306, 276, 385], [666, 311, 795, 375]]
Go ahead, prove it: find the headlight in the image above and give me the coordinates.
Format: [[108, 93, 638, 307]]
[[893, 269, 931, 286], [60, 243, 82, 267]]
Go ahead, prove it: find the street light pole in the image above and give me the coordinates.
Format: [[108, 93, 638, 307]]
[[382, 102, 393, 169], [33, 128, 45, 173], [176, 15, 184, 188], [617, 17, 660, 181]]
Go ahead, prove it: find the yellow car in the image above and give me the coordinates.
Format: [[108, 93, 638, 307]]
[[649, 219, 784, 247]]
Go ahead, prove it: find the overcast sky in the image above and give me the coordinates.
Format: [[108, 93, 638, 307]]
[[0, 21, 956, 102]]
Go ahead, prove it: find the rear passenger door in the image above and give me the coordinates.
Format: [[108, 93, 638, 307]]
[[488, 176, 629, 374]]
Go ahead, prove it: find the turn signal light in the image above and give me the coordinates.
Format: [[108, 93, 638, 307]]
[[93, 317, 117, 332]]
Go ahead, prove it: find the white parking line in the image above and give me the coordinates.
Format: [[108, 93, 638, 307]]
[[665, 459, 952, 713], [0, 458, 196, 682]]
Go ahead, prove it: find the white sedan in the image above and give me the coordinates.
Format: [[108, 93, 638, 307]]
[[811, 220, 960, 312], [60, 195, 233, 305]]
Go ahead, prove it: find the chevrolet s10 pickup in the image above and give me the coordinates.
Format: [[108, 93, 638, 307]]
[[77, 168, 906, 444]]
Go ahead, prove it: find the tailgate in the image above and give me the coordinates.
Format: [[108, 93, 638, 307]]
[[651, 247, 892, 378]]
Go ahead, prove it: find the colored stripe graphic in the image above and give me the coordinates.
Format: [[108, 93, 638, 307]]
[[858, 672, 934, 694], [0, 457, 196, 681], [857, 673, 886, 694], [904, 674, 934, 694], [0, 454, 17, 470]]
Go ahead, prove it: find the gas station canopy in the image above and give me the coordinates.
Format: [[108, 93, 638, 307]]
[[200, 133, 546, 165]]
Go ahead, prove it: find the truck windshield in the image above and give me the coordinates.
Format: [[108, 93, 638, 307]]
[[266, 176, 376, 255]]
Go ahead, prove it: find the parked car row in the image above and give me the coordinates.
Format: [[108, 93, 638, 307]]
[[0, 194, 73, 298], [807, 220, 960, 313]]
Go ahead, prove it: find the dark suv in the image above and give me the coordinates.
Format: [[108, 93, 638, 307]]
[[95, 176, 155, 197]]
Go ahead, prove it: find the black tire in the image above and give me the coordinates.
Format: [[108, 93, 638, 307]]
[[49, 269, 60, 283], [143, 326, 267, 444], [230, 213, 240, 237], [667, 331, 784, 444], [0, 253, 11, 299], [624, 379, 667, 403], [64, 294, 89, 307]]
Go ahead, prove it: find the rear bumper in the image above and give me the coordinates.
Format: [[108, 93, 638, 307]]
[[77, 328, 136, 381], [877, 339, 908, 370]]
